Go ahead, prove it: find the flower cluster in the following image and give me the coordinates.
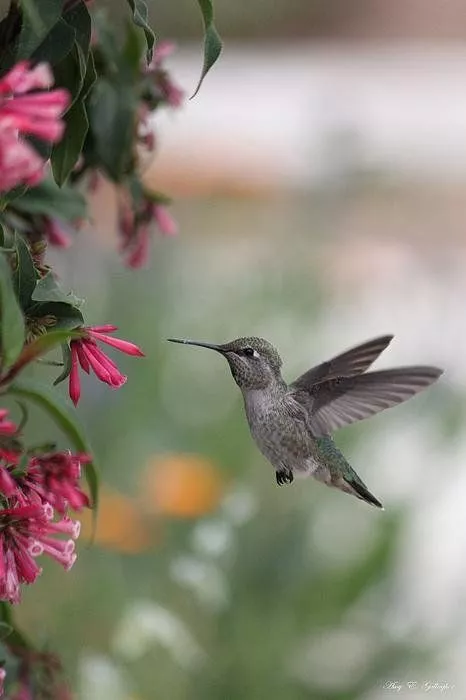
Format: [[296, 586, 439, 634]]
[[143, 41, 184, 110], [0, 61, 69, 193], [113, 41, 183, 268], [118, 194, 178, 268], [68, 325, 145, 405], [0, 411, 88, 605]]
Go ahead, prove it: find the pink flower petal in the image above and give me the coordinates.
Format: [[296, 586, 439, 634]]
[[68, 345, 81, 406], [79, 343, 112, 385], [88, 330, 145, 356], [153, 204, 178, 236]]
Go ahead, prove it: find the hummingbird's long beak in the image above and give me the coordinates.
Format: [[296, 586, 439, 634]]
[[167, 338, 224, 353]]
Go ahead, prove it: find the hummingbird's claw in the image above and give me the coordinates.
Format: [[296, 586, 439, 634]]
[[276, 469, 293, 486]]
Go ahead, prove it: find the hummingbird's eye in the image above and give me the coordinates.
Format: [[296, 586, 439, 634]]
[[243, 347, 258, 358]]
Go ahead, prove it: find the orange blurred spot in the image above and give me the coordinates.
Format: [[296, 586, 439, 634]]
[[80, 486, 152, 553], [140, 453, 223, 518]]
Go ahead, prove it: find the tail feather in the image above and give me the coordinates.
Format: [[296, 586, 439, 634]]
[[342, 473, 383, 509], [315, 436, 383, 508]]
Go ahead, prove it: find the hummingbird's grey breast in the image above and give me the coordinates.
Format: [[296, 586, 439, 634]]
[[243, 388, 320, 477]]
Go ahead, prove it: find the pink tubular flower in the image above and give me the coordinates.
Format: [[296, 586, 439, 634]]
[[152, 40, 177, 65], [0, 460, 18, 498], [0, 61, 69, 193], [0, 667, 5, 697], [0, 408, 17, 436], [69, 325, 144, 405], [126, 225, 151, 268], [19, 451, 90, 513], [145, 40, 184, 109], [0, 503, 79, 604], [153, 204, 178, 236], [118, 192, 177, 269], [43, 217, 72, 248]]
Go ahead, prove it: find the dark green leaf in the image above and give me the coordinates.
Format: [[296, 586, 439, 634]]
[[122, 18, 145, 77], [13, 177, 86, 221], [54, 342, 72, 385], [192, 0, 222, 98], [13, 234, 37, 310], [80, 50, 97, 101], [28, 301, 84, 330], [0, 253, 25, 369], [91, 12, 121, 69], [53, 41, 87, 107], [16, 0, 63, 60], [6, 380, 99, 510], [0, 621, 12, 640], [32, 272, 82, 307], [63, 0, 92, 60], [0, 602, 31, 649], [26, 133, 52, 162], [89, 78, 135, 181], [14, 399, 29, 432], [0, 185, 28, 211], [31, 17, 76, 67], [125, 0, 155, 63], [0, 225, 14, 252], [20, 0, 46, 35], [52, 98, 89, 186], [0, 2, 22, 75], [2, 328, 81, 383]]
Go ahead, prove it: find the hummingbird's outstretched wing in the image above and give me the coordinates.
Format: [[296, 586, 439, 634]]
[[290, 335, 394, 391], [291, 366, 443, 435]]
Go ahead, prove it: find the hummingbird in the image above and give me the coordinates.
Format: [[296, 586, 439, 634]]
[[167, 335, 443, 508]]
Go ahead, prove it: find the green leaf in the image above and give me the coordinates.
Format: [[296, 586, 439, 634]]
[[7, 379, 99, 509], [63, 0, 92, 61], [0, 621, 12, 640], [13, 234, 37, 310], [52, 98, 89, 186], [14, 399, 29, 432], [20, 0, 46, 35], [0, 3, 22, 75], [80, 50, 97, 102], [32, 271, 82, 307], [16, 0, 63, 60], [125, 0, 155, 63], [53, 41, 87, 107], [2, 328, 81, 383], [0, 602, 31, 650], [122, 18, 145, 78], [30, 17, 76, 66], [12, 176, 87, 221], [28, 301, 84, 330], [192, 0, 222, 98], [89, 78, 135, 181], [54, 342, 72, 385], [0, 253, 25, 369], [0, 185, 28, 211]]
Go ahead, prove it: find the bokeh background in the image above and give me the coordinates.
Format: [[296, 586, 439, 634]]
[[13, 1, 466, 698]]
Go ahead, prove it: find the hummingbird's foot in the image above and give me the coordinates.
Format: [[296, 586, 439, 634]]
[[276, 469, 294, 486]]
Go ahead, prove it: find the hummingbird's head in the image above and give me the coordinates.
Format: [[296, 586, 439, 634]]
[[167, 336, 283, 391]]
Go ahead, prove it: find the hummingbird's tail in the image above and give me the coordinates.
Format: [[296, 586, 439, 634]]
[[314, 436, 384, 508], [340, 470, 384, 509]]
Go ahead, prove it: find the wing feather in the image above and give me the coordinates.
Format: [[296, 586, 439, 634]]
[[301, 367, 443, 435], [291, 335, 394, 391]]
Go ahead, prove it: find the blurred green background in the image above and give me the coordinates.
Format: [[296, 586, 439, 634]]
[[10, 1, 466, 698]]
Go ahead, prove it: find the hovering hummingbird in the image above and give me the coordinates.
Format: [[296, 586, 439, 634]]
[[167, 335, 443, 508]]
